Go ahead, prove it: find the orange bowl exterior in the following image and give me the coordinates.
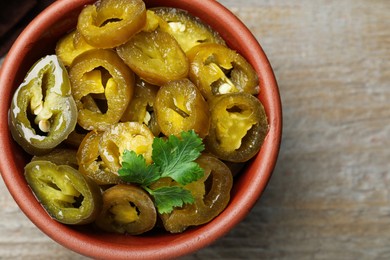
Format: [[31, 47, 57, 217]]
[[0, 0, 282, 258]]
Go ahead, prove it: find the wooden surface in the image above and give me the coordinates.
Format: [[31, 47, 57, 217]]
[[1, 0, 389, 259]]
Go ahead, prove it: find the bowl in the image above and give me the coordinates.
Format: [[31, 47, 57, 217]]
[[0, 0, 282, 258]]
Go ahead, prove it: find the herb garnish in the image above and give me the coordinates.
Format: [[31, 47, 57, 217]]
[[118, 130, 205, 214]]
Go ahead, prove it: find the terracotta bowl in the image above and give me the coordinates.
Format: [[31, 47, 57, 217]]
[[0, 0, 282, 258]]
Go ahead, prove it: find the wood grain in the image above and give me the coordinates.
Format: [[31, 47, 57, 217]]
[[1, 0, 389, 259]]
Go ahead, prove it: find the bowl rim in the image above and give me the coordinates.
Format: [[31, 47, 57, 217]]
[[0, 0, 282, 258]]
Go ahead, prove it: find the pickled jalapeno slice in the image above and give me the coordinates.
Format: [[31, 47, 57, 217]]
[[77, 131, 122, 185], [9, 55, 77, 155], [116, 29, 189, 86], [151, 7, 226, 53], [155, 79, 210, 138], [32, 148, 79, 169], [77, 0, 147, 48], [99, 122, 155, 172], [69, 49, 134, 131], [120, 77, 159, 125], [188, 43, 259, 100], [205, 92, 268, 162], [55, 30, 95, 67], [120, 77, 161, 136], [24, 160, 102, 225], [158, 154, 233, 233], [95, 184, 157, 235]]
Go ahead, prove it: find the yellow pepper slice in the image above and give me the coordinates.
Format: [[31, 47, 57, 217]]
[[77, 0, 146, 48], [69, 49, 134, 131]]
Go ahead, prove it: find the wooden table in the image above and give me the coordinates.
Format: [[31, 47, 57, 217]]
[[1, 0, 389, 258]]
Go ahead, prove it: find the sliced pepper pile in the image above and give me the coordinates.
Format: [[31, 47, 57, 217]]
[[9, 0, 268, 235]]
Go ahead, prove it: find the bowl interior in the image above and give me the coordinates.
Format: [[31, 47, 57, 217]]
[[0, 0, 282, 258]]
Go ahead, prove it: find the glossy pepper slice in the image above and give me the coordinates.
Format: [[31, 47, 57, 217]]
[[142, 10, 161, 32], [157, 154, 233, 233], [155, 79, 210, 138], [24, 160, 102, 225], [9, 55, 77, 155], [99, 122, 155, 173], [77, 131, 122, 185], [120, 77, 161, 136], [151, 7, 226, 53], [116, 29, 189, 86], [69, 49, 134, 131], [32, 148, 79, 169], [121, 77, 158, 125], [55, 30, 95, 67], [95, 184, 157, 235], [188, 43, 259, 100], [77, 0, 146, 48], [205, 92, 268, 162]]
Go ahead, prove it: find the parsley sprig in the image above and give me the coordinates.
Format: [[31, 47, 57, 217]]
[[118, 130, 205, 214]]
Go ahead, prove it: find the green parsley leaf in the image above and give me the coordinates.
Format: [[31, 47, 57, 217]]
[[146, 186, 194, 214], [152, 130, 205, 185], [118, 130, 205, 214], [118, 150, 160, 186]]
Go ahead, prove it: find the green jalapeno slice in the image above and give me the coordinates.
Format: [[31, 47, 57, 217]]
[[99, 122, 155, 173], [157, 154, 233, 233], [24, 160, 102, 225], [77, 0, 146, 48], [121, 77, 158, 123], [151, 7, 225, 53], [69, 49, 134, 131], [55, 30, 95, 67], [32, 148, 79, 169], [142, 10, 161, 32], [77, 131, 122, 185], [188, 43, 259, 100], [120, 77, 161, 136], [95, 184, 157, 235], [154, 78, 210, 138], [205, 92, 268, 162], [116, 29, 189, 86], [9, 55, 77, 155]]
